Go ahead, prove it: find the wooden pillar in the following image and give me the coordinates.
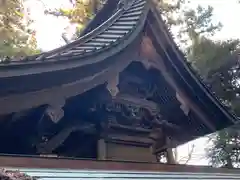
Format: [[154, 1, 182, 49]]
[[97, 139, 106, 160], [166, 148, 176, 164]]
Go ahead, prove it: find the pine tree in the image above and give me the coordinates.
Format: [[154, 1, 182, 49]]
[[181, 4, 240, 169], [44, 0, 106, 42], [0, 0, 39, 61], [206, 126, 240, 168]]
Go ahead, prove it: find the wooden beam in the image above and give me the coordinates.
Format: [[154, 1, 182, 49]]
[[112, 94, 159, 114], [97, 139, 106, 160], [109, 123, 151, 133], [37, 124, 95, 154], [0, 155, 239, 174], [139, 33, 216, 132], [0, 40, 139, 115], [106, 134, 153, 145]]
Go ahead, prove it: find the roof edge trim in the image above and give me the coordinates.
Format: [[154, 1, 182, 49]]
[[0, 2, 150, 77]]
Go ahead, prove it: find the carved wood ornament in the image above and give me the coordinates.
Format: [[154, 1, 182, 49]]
[[45, 105, 64, 124], [44, 98, 66, 123], [106, 74, 120, 97]]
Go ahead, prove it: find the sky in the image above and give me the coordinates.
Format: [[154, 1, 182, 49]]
[[24, 0, 74, 51], [189, 0, 240, 40], [23, 0, 240, 166], [24, 0, 240, 51]]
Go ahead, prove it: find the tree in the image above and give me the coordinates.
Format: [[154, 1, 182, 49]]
[[163, 1, 240, 168], [152, 2, 236, 165], [47, 0, 186, 43], [154, 0, 185, 25], [181, 5, 240, 169], [177, 3, 240, 115], [0, 0, 40, 61], [206, 126, 240, 168], [44, 0, 106, 42], [206, 82, 240, 168]]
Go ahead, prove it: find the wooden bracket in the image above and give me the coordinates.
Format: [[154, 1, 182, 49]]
[[45, 105, 64, 124], [45, 98, 66, 123], [176, 93, 190, 116], [106, 74, 120, 97]]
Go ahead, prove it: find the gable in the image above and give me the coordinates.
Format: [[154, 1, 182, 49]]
[[0, 0, 237, 139]]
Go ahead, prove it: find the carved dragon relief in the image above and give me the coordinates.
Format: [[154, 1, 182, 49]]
[[90, 92, 183, 141], [99, 65, 184, 151], [88, 93, 157, 130], [106, 102, 153, 129], [34, 96, 181, 154]]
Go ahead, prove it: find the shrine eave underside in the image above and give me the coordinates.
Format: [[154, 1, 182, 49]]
[[0, 0, 238, 132]]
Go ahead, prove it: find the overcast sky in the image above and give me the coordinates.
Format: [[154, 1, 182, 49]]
[[23, 0, 240, 166]]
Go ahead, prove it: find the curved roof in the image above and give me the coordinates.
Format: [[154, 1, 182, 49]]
[[0, 0, 238, 130], [1, 0, 146, 65], [0, 0, 148, 79], [0, 0, 150, 114]]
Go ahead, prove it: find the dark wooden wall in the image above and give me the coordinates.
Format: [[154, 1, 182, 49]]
[[106, 142, 156, 162]]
